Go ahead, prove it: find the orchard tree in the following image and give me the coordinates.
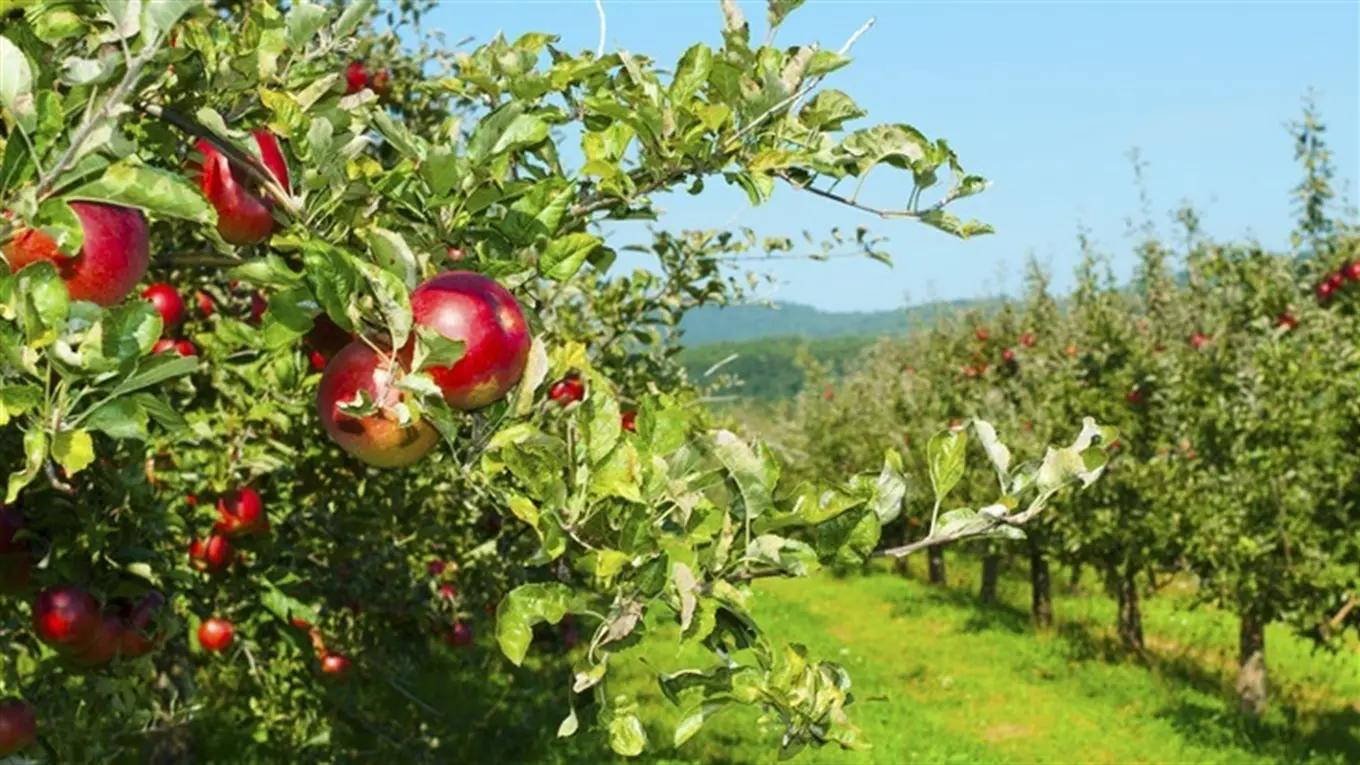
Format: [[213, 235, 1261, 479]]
[[0, 0, 1117, 760]]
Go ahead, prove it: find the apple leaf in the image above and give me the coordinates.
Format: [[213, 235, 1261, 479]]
[[52, 427, 94, 476], [495, 582, 573, 666], [0, 34, 36, 134], [84, 398, 150, 440], [927, 428, 967, 504], [540, 233, 601, 282], [66, 163, 216, 224], [7, 429, 46, 503]]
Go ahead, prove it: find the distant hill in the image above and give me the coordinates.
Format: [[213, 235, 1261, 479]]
[[677, 298, 995, 346]]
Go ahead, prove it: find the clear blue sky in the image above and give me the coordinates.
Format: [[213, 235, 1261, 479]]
[[419, 1, 1359, 312]]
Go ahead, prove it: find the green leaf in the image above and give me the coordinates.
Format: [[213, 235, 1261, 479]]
[[973, 419, 1011, 489], [586, 391, 622, 465], [51, 429, 94, 476], [285, 1, 331, 48], [356, 261, 412, 350], [84, 398, 150, 440], [333, 0, 375, 37], [468, 102, 548, 163], [675, 702, 728, 748], [712, 430, 774, 518], [16, 261, 69, 346], [495, 583, 573, 666], [67, 164, 216, 223], [540, 233, 601, 282], [767, 0, 806, 29], [141, 0, 193, 42], [868, 449, 907, 524], [591, 442, 643, 503], [362, 227, 420, 289], [918, 208, 995, 240], [804, 50, 851, 77], [557, 708, 579, 739], [7, 429, 46, 503], [0, 34, 36, 134], [608, 713, 648, 757], [671, 44, 712, 103], [799, 89, 866, 131], [512, 337, 550, 416], [372, 111, 425, 161], [411, 326, 466, 372], [101, 301, 163, 362], [420, 146, 462, 196], [927, 427, 967, 504], [0, 386, 42, 427], [106, 354, 200, 399]]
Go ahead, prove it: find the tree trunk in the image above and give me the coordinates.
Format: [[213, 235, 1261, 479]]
[[1115, 563, 1145, 652], [1236, 613, 1268, 717], [1029, 539, 1053, 628], [927, 547, 947, 586], [892, 554, 911, 578], [1066, 562, 1084, 594], [979, 554, 1000, 603]]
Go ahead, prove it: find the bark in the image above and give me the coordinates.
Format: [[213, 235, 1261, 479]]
[[1115, 563, 1145, 652], [927, 547, 947, 585], [979, 554, 1000, 604], [1029, 539, 1053, 628], [892, 553, 911, 578], [1066, 562, 1084, 594], [1236, 612, 1268, 717]]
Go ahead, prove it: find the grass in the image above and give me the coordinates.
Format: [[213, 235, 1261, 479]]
[[590, 554, 1360, 765]]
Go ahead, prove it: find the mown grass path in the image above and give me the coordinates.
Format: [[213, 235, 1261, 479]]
[[607, 556, 1360, 765]]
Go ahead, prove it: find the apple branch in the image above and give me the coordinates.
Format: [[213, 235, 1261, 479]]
[[35, 42, 162, 200], [594, 0, 607, 58], [139, 103, 304, 220], [875, 498, 1053, 560]]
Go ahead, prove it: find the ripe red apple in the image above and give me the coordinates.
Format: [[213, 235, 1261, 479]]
[[189, 534, 233, 573], [67, 615, 122, 667], [308, 350, 327, 372], [1019, 333, 1036, 347], [198, 618, 235, 653], [0, 699, 35, 757], [1345, 262, 1360, 282], [1317, 280, 1336, 302], [621, 410, 638, 432], [548, 375, 585, 407], [370, 69, 392, 97], [3, 202, 149, 306], [446, 246, 467, 262], [975, 328, 988, 342], [305, 313, 355, 361], [428, 560, 447, 577], [33, 586, 101, 651], [320, 652, 351, 678], [402, 272, 531, 411], [215, 487, 267, 538], [291, 617, 311, 630], [196, 291, 215, 317], [1190, 333, 1210, 350], [1328, 272, 1345, 290], [1276, 312, 1298, 330], [192, 132, 291, 246], [1126, 389, 1145, 405], [317, 341, 440, 468], [445, 622, 474, 647], [152, 338, 196, 357], [1065, 344, 1078, 357], [439, 583, 459, 600], [1002, 348, 1015, 362], [344, 61, 369, 94], [249, 292, 268, 324], [142, 283, 186, 329]]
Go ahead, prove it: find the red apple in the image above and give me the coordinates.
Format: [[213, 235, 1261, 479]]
[[1327, 272, 1345, 290], [189, 534, 233, 573], [317, 341, 440, 468], [249, 292, 268, 324], [67, 615, 122, 667], [439, 583, 458, 600], [371, 69, 392, 97], [975, 328, 988, 342], [196, 291, 215, 317], [308, 350, 327, 372], [1190, 333, 1210, 350], [198, 618, 235, 653], [1002, 348, 1015, 362], [344, 61, 369, 94], [1276, 312, 1298, 330], [192, 132, 291, 246], [548, 375, 585, 406], [33, 586, 101, 651], [0, 699, 35, 757], [445, 622, 474, 647], [214, 487, 267, 538], [142, 283, 186, 329], [1317, 280, 1336, 302], [152, 338, 196, 357], [402, 272, 531, 411], [427, 560, 447, 577], [1019, 333, 1035, 347], [1345, 262, 1360, 282], [305, 313, 355, 361], [320, 652, 351, 678], [3, 202, 149, 306], [621, 410, 637, 432]]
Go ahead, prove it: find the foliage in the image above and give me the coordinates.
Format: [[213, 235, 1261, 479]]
[[0, 1, 1118, 761]]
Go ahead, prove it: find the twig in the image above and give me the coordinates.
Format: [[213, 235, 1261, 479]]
[[35, 42, 162, 199], [44, 461, 75, 495], [594, 0, 607, 58], [164, 254, 248, 268], [723, 17, 875, 151], [876, 502, 1051, 560]]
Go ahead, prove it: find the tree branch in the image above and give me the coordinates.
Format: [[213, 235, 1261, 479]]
[[594, 0, 607, 58], [35, 42, 162, 199]]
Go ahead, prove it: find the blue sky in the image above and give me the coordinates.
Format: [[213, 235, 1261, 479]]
[[419, 1, 1359, 312]]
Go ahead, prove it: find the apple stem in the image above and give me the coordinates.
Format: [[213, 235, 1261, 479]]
[[36, 42, 163, 200]]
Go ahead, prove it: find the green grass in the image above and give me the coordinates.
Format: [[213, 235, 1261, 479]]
[[593, 554, 1360, 765]]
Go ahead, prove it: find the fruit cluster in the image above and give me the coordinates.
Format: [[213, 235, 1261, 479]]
[[1314, 261, 1360, 303]]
